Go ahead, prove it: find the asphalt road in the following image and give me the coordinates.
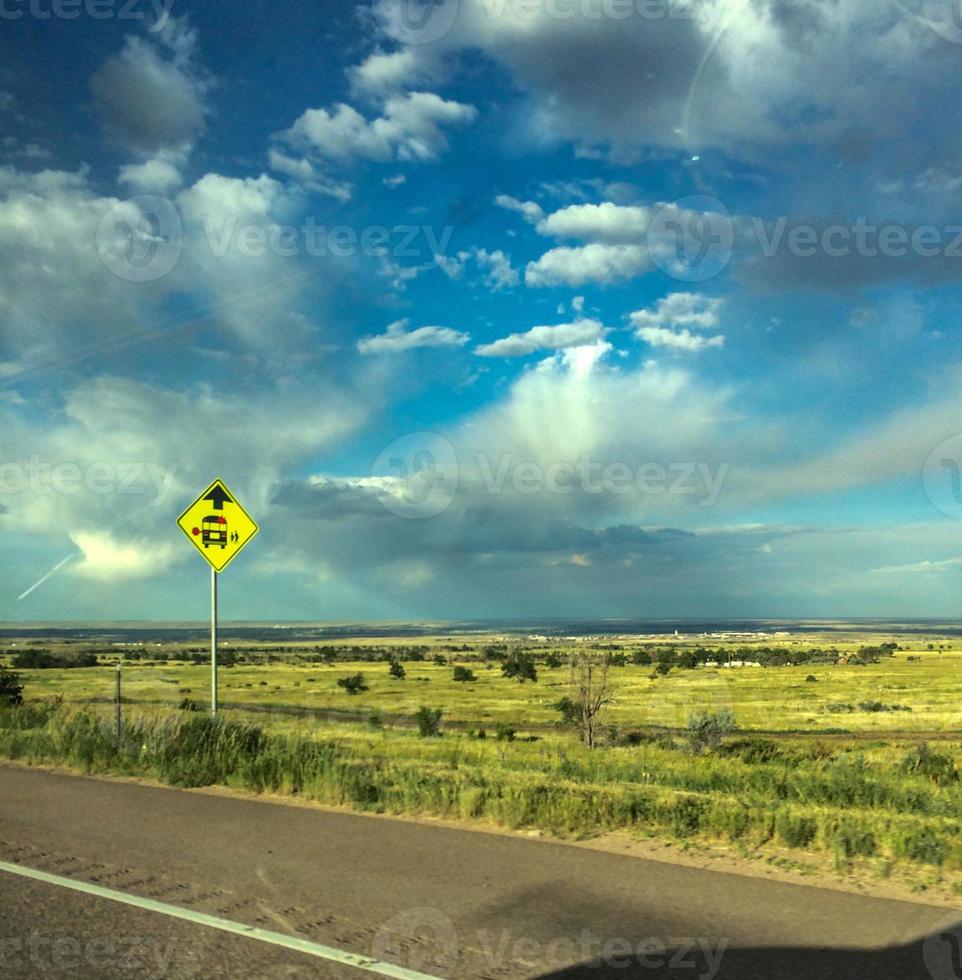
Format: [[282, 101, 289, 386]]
[[0, 764, 958, 979]]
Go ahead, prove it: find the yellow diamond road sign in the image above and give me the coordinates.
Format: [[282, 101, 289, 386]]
[[177, 479, 258, 572]]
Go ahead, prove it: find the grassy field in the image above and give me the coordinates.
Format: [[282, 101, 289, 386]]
[[7, 639, 962, 734], [3, 630, 962, 890]]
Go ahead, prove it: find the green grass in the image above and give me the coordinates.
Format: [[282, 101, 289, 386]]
[[11, 647, 962, 734], [3, 702, 962, 873], [5, 637, 962, 878]]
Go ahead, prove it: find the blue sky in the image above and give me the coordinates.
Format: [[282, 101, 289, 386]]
[[4, 0, 962, 621]]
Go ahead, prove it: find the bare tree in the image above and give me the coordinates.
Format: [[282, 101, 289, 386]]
[[569, 652, 615, 749]]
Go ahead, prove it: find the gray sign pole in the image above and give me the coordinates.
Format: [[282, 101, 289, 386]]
[[114, 662, 122, 741], [211, 567, 218, 716]]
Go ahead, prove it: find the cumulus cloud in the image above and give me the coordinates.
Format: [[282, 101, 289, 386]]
[[348, 48, 444, 99], [525, 243, 649, 287], [634, 325, 724, 353], [118, 158, 183, 194], [495, 194, 543, 224], [279, 91, 476, 165], [357, 319, 470, 354], [630, 293, 725, 352], [476, 317, 606, 356], [90, 19, 210, 155]]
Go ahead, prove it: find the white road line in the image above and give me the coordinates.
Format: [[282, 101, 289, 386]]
[[0, 860, 443, 980]]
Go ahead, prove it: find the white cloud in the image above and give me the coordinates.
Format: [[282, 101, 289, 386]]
[[630, 293, 723, 332], [536, 202, 652, 243], [348, 48, 443, 99], [476, 317, 606, 357], [266, 149, 352, 201], [495, 194, 544, 224], [473, 248, 519, 290], [358, 318, 470, 354], [525, 243, 649, 287], [635, 325, 724, 353], [70, 531, 179, 581], [118, 158, 183, 194], [281, 91, 476, 165]]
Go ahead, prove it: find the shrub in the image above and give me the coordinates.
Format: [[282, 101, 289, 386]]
[[178, 698, 199, 711], [433, 654, 446, 666], [685, 708, 736, 754], [805, 674, 817, 683], [453, 666, 477, 683], [495, 723, 516, 742], [415, 706, 442, 738], [544, 653, 563, 669], [388, 660, 406, 680], [0, 668, 24, 707], [337, 673, 369, 695], [368, 711, 384, 729], [775, 810, 818, 848], [899, 743, 959, 786], [719, 737, 782, 765], [553, 696, 581, 727]]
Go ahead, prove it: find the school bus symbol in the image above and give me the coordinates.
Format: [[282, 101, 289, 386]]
[[195, 515, 228, 549]]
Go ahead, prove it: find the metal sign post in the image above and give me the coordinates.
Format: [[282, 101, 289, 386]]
[[114, 662, 122, 740], [211, 567, 218, 716], [177, 479, 258, 718]]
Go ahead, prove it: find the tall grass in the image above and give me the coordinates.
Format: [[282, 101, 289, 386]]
[[2, 704, 961, 871]]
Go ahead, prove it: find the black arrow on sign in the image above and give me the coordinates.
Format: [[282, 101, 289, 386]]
[[203, 485, 233, 510]]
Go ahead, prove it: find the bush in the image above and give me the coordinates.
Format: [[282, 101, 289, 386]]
[[0, 668, 23, 707], [685, 708, 736, 754], [775, 811, 818, 848], [368, 711, 384, 729], [553, 696, 581, 727], [899, 743, 959, 786], [178, 698, 199, 711], [453, 666, 477, 683], [388, 660, 406, 680], [415, 706, 442, 738], [805, 674, 817, 683], [337, 673, 369, 695], [544, 653, 563, 669], [495, 723, 516, 742]]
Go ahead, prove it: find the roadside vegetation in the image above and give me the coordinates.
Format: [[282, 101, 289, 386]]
[[3, 633, 962, 883]]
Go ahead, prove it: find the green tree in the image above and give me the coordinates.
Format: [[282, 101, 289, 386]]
[[415, 706, 442, 737], [0, 668, 23, 707], [502, 651, 538, 683], [389, 659, 406, 680], [452, 665, 476, 683], [337, 673, 368, 695]]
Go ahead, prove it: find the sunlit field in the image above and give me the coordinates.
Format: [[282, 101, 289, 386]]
[[4, 631, 962, 887], [8, 637, 962, 735]]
